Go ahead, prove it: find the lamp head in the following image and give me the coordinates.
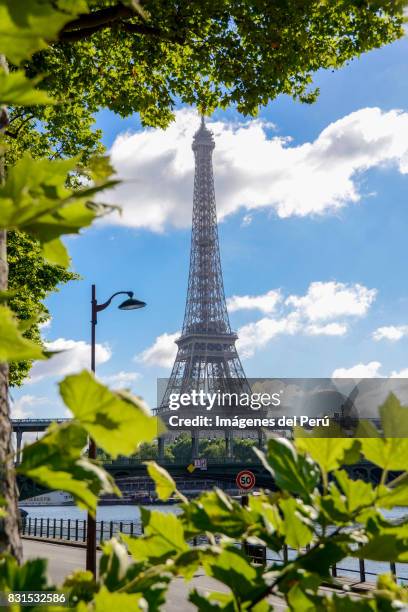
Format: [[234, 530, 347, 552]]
[[118, 292, 146, 311]]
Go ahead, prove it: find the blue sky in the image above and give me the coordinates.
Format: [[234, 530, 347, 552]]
[[11, 32, 408, 420]]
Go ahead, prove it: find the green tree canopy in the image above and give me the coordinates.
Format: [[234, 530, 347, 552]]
[[20, 0, 407, 130]]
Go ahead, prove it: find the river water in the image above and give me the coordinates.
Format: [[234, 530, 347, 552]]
[[20, 503, 408, 584]]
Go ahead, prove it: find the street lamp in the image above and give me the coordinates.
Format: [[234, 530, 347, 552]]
[[86, 284, 146, 575]]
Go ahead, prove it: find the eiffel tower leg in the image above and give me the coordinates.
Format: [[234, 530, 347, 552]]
[[192, 434, 199, 460], [158, 436, 165, 462]]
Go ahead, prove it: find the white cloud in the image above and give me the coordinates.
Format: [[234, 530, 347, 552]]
[[332, 361, 382, 378], [373, 325, 408, 342], [227, 289, 281, 314], [100, 107, 408, 231], [29, 338, 112, 383], [332, 362, 408, 380], [390, 367, 408, 378], [237, 314, 300, 358], [10, 394, 53, 419], [101, 370, 141, 389], [39, 318, 51, 330], [235, 281, 374, 357], [305, 322, 348, 336], [136, 332, 179, 368], [140, 280, 375, 365], [286, 281, 376, 322]]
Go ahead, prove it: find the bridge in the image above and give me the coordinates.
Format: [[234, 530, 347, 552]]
[[17, 455, 391, 501], [12, 418, 69, 463], [13, 419, 394, 501]]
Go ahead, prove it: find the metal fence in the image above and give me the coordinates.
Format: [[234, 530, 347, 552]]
[[21, 517, 143, 543], [21, 518, 407, 585]]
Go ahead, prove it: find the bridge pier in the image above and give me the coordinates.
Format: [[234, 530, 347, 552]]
[[225, 431, 233, 459], [16, 430, 23, 464], [192, 434, 199, 459], [158, 436, 165, 461]]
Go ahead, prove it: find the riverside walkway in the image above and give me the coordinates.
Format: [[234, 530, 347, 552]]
[[23, 538, 386, 610], [23, 540, 289, 611]]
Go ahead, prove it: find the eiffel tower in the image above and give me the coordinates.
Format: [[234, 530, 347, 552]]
[[158, 116, 252, 459]]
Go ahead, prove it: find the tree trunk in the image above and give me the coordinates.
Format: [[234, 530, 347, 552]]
[[0, 52, 23, 561]]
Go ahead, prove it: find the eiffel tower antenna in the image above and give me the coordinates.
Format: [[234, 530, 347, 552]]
[[158, 115, 251, 459]]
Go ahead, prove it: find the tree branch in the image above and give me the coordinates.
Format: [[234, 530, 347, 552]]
[[4, 114, 35, 139], [61, 3, 133, 33], [58, 2, 176, 44]]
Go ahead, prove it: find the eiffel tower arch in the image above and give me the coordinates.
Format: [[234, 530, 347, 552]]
[[157, 117, 258, 460]]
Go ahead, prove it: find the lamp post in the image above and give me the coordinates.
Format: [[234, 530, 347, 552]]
[[86, 284, 146, 575]]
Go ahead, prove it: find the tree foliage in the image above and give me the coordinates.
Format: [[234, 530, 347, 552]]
[[22, 0, 407, 128], [7, 231, 77, 386]]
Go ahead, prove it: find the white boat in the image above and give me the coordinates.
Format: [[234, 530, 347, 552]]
[[20, 490, 75, 506]]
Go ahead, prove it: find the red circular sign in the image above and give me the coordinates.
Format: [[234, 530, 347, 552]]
[[236, 470, 256, 491]]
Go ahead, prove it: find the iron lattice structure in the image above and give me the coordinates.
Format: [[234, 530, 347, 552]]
[[159, 117, 250, 417]]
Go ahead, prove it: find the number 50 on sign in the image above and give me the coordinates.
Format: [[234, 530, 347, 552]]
[[236, 470, 256, 491]]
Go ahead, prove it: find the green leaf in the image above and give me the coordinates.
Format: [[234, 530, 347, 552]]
[[379, 393, 408, 437], [59, 370, 161, 459], [254, 438, 320, 498], [99, 539, 131, 589], [295, 428, 355, 473], [299, 540, 348, 577], [340, 439, 362, 465], [356, 395, 408, 470], [181, 489, 250, 537], [334, 470, 376, 513], [124, 510, 188, 565], [0, 554, 50, 593], [78, 586, 145, 611], [0, 0, 88, 64], [123, 533, 178, 564], [0, 70, 55, 106], [248, 492, 284, 534], [279, 498, 313, 549], [189, 590, 236, 611], [201, 546, 267, 603], [42, 237, 70, 267], [287, 583, 321, 612], [353, 534, 408, 562], [18, 421, 119, 516], [0, 304, 46, 362], [318, 483, 350, 524], [141, 508, 188, 554], [0, 153, 117, 267], [377, 484, 408, 508], [358, 438, 408, 471], [62, 570, 98, 604], [0, 289, 16, 304], [145, 461, 176, 501]]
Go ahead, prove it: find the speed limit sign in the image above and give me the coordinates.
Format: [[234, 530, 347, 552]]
[[236, 470, 256, 491]]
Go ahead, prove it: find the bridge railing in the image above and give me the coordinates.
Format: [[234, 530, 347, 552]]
[[104, 457, 260, 466]]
